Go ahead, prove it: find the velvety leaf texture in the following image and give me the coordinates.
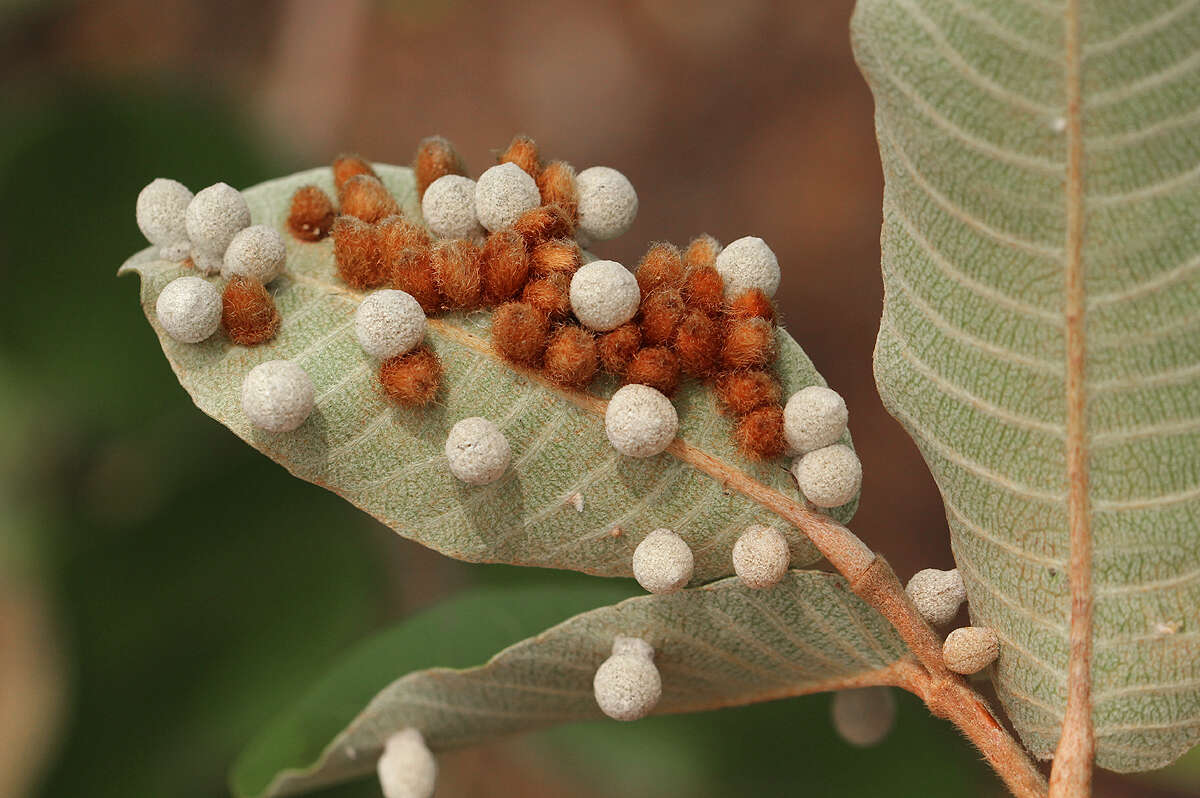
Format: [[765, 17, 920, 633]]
[[233, 572, 909, 798], [120, 165, 858, 583], [854, 0, 1200, 771]]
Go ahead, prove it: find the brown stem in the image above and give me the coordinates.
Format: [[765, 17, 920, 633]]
[[893, 661, 1048, 798]]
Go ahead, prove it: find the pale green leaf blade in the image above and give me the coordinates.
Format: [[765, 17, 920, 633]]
[[853, 0, 1200, 771], [119, 165, 857, 583], [233, 571, 910, 797]]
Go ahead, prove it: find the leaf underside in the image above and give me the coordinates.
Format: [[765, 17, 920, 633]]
[[119, 164, 858, 584], [233, 571, 909, 798], [854, 0, 1200, 771]]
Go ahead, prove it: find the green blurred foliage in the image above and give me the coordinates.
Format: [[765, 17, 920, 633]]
[[0, 81, 1000, 798]]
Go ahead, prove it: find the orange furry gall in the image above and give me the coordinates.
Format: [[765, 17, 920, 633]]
[[378, 215, 431, 256], [625, 347, 682, 396], [287, 185, 336, 241], [431, 239, 483, 309], [513, 204, 573, 249], [414, 135, 467, 197], [682, 265, 725, 314], [543, 325, 598, 388], [537, 161, 579, 222], [379, 345, 443, 407], [389, 247, 441, 313], [221, 275, 280, 346], [480, 229, 530, 304], [500, 135, 542, 178], [721, 318, 776, 370], [597, 323, 642, 376], [714, 369, 781, 416], [735, 405, 787, 460], [683, 234, 721, 270], [340, 174, 400, 223], [530, 238, 582, 277], [639, 288, 685, 346], [636, 243, 683, 297], [521, 272, 571, 319], [332, 215, 385, 289], [332, 154, 377, 194], [729, 288, 776, 323], [492, 302, 549, 365], [673, 310, 721, 377]]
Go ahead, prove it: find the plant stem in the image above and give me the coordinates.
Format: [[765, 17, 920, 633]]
[[776, 508, 1048, 797]]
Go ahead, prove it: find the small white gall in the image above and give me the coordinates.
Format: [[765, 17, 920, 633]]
[[422, 174, 484, 239], [942, 626, 999, 674], [445, 417, 511, 485], [632, 528, 694, 594], [569, 259, 640, 331], [576, 166, 638, 241], [376, 728, 437, 798], [905, 568, 966, 628], [783, 385, 848, 454], [605, 384, 678, 458], [474, 163, 541, 233], [136, 178, 192, 260], [593, 636, 661, 721], [222, 224, 286, 283], [792, 443, 861, 508], [831, 687, 896, 747], [240, 360, 315, 433], [185, 182, 251, 275], [714, 236, 780, 300], [155, 275, 221, 343], [355, 289, 427, 360], [732, 524, 790, 589]]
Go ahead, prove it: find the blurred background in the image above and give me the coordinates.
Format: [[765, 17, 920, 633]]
[[0, 1, 1195, 796]]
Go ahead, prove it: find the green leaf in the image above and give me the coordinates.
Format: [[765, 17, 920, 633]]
[[233, 572, 909, 797], [853, 0, 1200, 772], [119, 164, 857, 582]]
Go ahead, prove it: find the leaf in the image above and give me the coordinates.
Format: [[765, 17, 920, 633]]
[[853, 0, 1200, 772], [232, 571, 910, 797], [119, 165, 857, 583]]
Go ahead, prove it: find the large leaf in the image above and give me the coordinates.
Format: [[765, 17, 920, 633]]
[[853, 0, 1200, 772], [233, 571, 910, 797], [119, 165, 857, 583]]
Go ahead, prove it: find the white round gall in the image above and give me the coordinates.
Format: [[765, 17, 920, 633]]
[[569, 259, 640, 331], [784, 385, 848, 454], [942, 626, 1000, 675], [136, 178, 192, 258], [832, 687, 896, 747], [576, 166, 637, 241], [632, 529, 694, 594], [376, 728, 437, 798], [422, 174, 483, 239], [792, 443, 861, 508], [714, 236, 780, 300], [445, 417, 511, 485], [185, 182, 251, 272], [593, 637, 661, 721], [240, 360, 315, 433], [474, 163, 540, 233], [155, 276, 221, 343], [355, 290, 426, 359], [732, 524, 790, 589], [905, 568, 966, 628], [604, 384, 678, 458], [222, 224, 286, 283]]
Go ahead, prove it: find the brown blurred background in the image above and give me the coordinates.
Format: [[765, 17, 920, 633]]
[[0, 1, 1195, 796]]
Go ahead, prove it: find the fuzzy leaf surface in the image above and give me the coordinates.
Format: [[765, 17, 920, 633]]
[[854, 0, 1200, 770], [120, 165, 857, 583], [233, 572, 909, 797]]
